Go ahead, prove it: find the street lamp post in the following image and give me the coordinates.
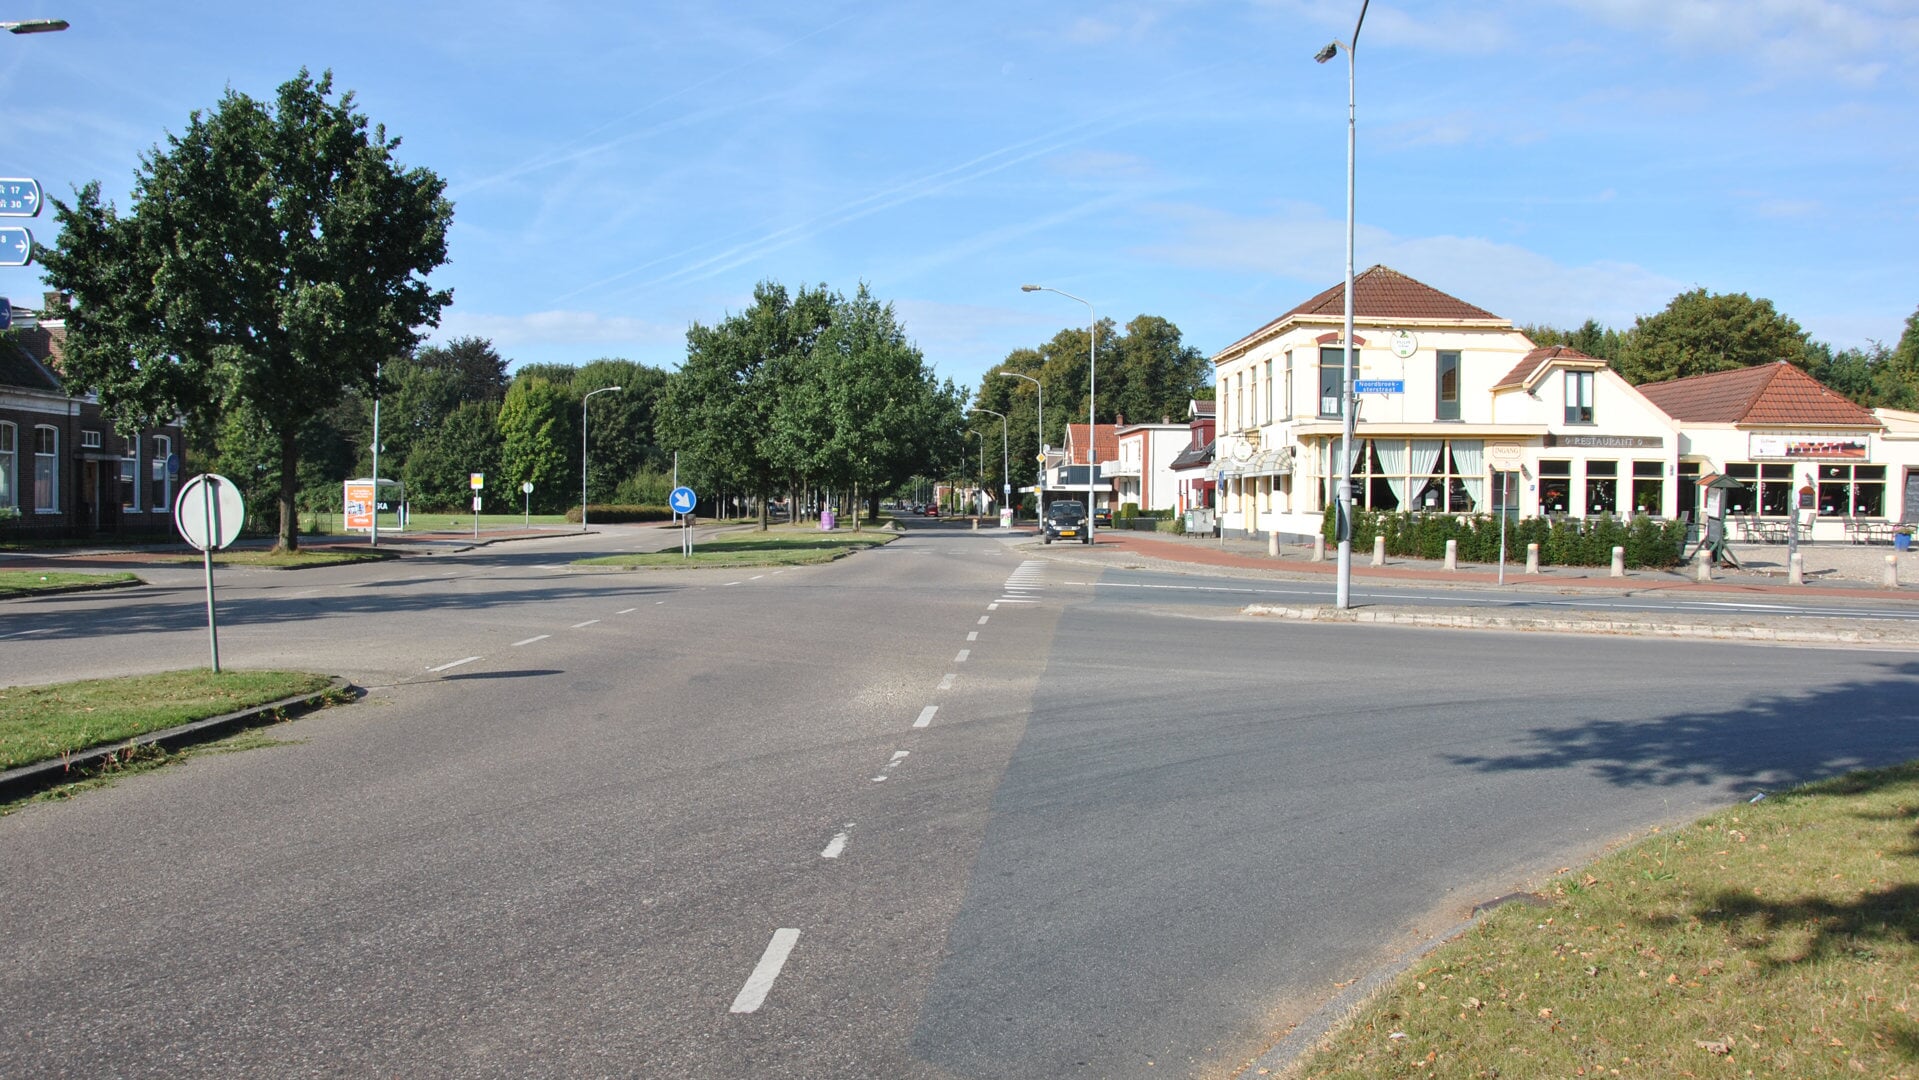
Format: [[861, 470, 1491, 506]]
[[969, 429, 985, 516], [581, 385, 622, 533], [977, 407, 1008, 521], [998, 371, 1043, 502], [1317, 0, 1369, 610], [370, 362, 383, 548], [1022, 285, 1097, 543]]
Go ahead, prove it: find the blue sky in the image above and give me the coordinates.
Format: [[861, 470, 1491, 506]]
[[4, 1, 1915, 394]]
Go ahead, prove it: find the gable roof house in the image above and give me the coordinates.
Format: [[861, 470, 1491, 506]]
[[2, 300, 186, 539]]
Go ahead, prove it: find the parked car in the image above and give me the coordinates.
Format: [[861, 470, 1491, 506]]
[[1093, 506, 1112, 527], [924, 504, 939, 518], [1043, 500, 1089, 544]]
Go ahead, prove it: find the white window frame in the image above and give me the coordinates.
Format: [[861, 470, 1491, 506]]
[[1565, 371, 1595, 425], [122, 434, 142, 513], [33, 424, 59, 513], [151, 434, 172, 512], [0, 421, 15, 510]]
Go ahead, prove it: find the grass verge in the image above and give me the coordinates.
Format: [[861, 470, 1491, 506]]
[[157, 547, 399, 569], [0, 569, 140, 598], [1289, 762, 1919, 1079], [0, 669, 335, 770], [578, 531, 895, 568]]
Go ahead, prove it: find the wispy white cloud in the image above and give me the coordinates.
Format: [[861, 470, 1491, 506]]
[[1557, 0, 1919, 86], [432, 308, 683, 349]]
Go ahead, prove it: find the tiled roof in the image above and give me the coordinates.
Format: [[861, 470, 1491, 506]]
[[1170, 439, 1215, 471], [1218, 266, 1506, 358], [0, 325, 64, 394], [1493, 344, 1607, 391], [1190, 398, 1216, 418], [1637, 361, 1879, 428], [1066, 422, 1120, 463]]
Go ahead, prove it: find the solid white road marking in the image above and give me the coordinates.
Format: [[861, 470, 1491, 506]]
[[955, 649, 970, 662], [821, 827, 851, 859], [723, 581, 742, 586], [966, 631, 978, 641], [571, 619, 600, 628], [751, 574, 765, 580], [729, 929, 801, 1014], [914, 705, 938, 728], [617, 607, 637, 614], [937, 673, 956, 690], [872, 749, 910, 781], [429, 656, 481, 673], [511, 635, 550, 647]]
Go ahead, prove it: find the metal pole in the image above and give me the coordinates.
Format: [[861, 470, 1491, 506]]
[[1498, 472, 1509, 586], [1318, 0, 1368, 610], [1020, 286, 1095, 539], [203, 476, 221, 673], [370, 362, 381, 549], [999, 371, 1043, 509], [581, 385, 622, 534]]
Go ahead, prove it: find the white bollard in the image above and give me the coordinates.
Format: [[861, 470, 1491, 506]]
[[1610, 545, 1625, 578], [1372, 535, 1385, 567], [1444, 538, 1458, 571], [1313, 534, 1326, 562], [1789, 552, 1804, 585], [1269, 532, 1279, 558], [971, 516, 979, 531], [1886, 554, 1900, 589], [1696, 550, 1713, 582], [1525, 543, 1539, 574]]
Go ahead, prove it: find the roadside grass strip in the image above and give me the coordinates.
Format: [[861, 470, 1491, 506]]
[[156, 548, 399, 569], [0, 569, 140, 598], [1289, 761, 1919, 1079], [577, 532, 894, 569], [0, 669, 336, 771]]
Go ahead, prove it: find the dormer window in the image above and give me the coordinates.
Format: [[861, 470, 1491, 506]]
[[1565, 371, 1594, 424]]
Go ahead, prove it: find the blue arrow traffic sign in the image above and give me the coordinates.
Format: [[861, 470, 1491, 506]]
[[0, 178, 41, 218], [0, 227, 31, 267], [669, 486, 697, 514]]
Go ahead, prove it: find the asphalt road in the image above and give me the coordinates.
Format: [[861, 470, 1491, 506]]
[[4, 523, 1918, 1078]]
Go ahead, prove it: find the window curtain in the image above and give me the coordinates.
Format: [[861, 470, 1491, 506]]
[[1449, 440, 1484, 510], [1375, 438, 1409, 507]]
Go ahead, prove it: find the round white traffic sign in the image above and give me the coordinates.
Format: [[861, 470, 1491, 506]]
[[173, 473, 246, 551], [521, 481, 534, 494]]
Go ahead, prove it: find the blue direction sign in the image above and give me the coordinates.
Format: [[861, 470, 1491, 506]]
[[669, 486, 697, 514], [1354, 379, 1405, 394], [0, 227, 32, 267], [0, 298, 9, 332], [0, 178, 42, 218]]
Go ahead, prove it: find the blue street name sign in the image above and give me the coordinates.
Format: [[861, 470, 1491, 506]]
[[0, 178, 42, 218], [669, 486, 697, 514], [0, 227, 32, 267], [1354, 379, 1405, 394]]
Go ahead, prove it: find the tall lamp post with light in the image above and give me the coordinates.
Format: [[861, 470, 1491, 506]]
[[1021, 284, 1097, 543], [1316, 0, 1369, 610], [998, 371, 1043, 507], [581, 385, 621, 533]]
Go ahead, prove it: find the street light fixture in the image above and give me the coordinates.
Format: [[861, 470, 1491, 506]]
[[2, 18, 68, 33], [1021, 284, 1098, 543], [998, 371, 1043, 499], [581, 385, 622, 533], [977, 407, 1008, 520], [1317, 0, 1369, 610]]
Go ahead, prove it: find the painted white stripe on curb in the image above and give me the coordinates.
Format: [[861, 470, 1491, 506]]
[[914, 705, 938, 728], [729, 929, 800, 1014], [429, 656, 481, 673], [511, 635, 550, 647]]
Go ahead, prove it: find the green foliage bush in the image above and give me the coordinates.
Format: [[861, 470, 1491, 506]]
[[1159, 516, 1185, 535], [1320, 506, 1685, 569], [565, 504, 675, 524], [1119, 502, 1140, 519]]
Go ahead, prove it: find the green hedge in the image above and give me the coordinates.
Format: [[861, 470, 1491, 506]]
[[1320, 506, 1686, 569], [565, 504, 676, 524]]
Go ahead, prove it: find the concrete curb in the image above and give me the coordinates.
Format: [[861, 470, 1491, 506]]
[[1238, 603, 1898, 644], [0, 676, 356, 803], [0, 577, 145, 601]]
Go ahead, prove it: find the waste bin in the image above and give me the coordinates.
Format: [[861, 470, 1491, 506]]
[[820, 509, 835, 530], [1897, 531, 1912, 552]]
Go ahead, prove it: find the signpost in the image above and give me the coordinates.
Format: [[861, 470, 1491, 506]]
[[173, 474, 246, 672], [0, 177, 42, 217], [469, 473, 483, 540], [670, 486, 697, 557], [0, 226, 32, 267], [522, 480, 534, 526]]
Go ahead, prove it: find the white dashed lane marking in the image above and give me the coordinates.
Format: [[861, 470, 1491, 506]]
[[729, 929, 801, 1014], [428, 656, 481, 673], [914, 705, 939, 728], [937, 673, 956, 690], [511, 635, 550, 647], [966, 631, 978, 641], [954, 649, 970, 663]]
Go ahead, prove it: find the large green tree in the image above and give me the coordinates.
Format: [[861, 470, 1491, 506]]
[[40, 69, 453, 550], [404, 401, 502, 511], [1616, 289, 1814, 385], [497, 377, 577, 513]]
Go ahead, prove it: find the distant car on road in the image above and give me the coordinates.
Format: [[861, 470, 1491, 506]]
[[1092, 506, 1112, 527], [1043, 500, 1089, 544], [924, 504, 939, 518]]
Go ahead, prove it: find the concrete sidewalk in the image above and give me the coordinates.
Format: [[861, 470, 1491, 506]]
[[1019, 526, 1919, 645]]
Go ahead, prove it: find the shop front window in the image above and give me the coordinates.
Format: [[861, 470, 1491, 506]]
[[1347, 439, 1483, 513], [1539, 459, 1571, 514], [1631, 461, 1664, 516], [1817, 464, 1886, 517], [1585, 460, 1618, 515]]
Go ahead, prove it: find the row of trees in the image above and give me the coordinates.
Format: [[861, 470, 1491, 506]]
[[1524, 289, 1919, 407]]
